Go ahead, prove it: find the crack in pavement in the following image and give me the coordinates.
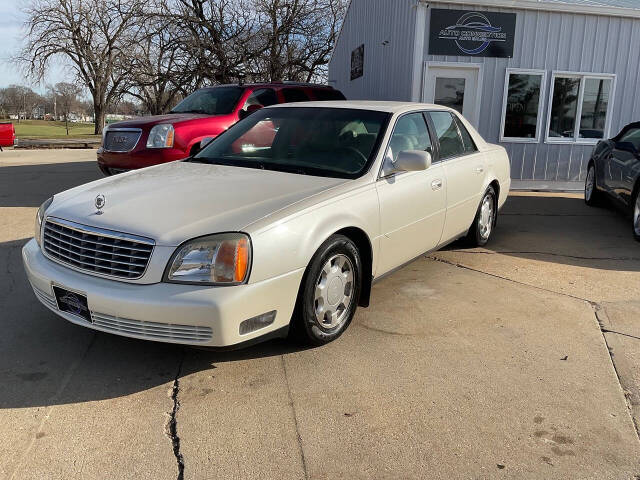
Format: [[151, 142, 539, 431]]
[[427, 256, 591, 303], [166, 348, 185, 480], [440, 250, 640, 262], [428, 255, 640, 442], [592, 304, 640, 441], [280, 355, 309, 480]]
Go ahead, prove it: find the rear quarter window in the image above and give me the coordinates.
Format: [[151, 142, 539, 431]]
[[312, 89, 346, 101], [282, 88, 310, 103]]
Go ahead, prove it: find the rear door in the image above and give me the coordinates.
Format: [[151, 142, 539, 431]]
[[375, 112, 446, 275], [427, 111, 486, 243]]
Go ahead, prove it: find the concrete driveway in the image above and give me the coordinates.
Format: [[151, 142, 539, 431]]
[[1, 150, 639, 479]]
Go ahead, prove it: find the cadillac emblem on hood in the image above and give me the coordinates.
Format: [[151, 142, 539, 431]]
[[95, 194, 106, 214]]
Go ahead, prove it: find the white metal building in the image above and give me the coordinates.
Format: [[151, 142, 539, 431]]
[[329, 0, 640, 186]]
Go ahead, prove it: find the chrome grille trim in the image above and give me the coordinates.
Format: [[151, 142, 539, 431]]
[[43, 217, 154, 279], [91, 312, 213, 343], [32, 285, 57, 309], [103, 128, 142, 153]]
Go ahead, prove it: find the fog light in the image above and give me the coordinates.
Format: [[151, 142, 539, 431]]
[[239, 311, 276, 335]]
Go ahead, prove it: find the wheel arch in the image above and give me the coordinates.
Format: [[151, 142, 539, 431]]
[[333, 226, 373, 308]]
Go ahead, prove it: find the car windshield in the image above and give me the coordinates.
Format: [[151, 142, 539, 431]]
[[170, 87, 245, 115], [190, 107, 390, 178]]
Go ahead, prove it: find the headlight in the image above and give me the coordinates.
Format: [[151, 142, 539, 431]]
[[165, 233, 251, 285], [35, 196, 53, 247], [146, 124, 174, 148]]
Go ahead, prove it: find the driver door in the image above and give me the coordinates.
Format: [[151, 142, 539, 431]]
[[608, 128, 640, 205], [375, 112, 446, 276]]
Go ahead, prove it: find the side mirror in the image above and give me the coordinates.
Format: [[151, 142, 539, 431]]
[[389, 150, 432, 174], [239, 104, 264, 120], [615, 141, 637, 153]]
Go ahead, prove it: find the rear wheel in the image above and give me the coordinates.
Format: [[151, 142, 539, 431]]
[[290, 235, 361, 346], [466, 186, 497, 247], [633, 187, 640, 242], [584, 163, 603, 206]]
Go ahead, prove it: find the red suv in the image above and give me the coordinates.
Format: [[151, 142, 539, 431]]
[[97, 83, 346, 175]]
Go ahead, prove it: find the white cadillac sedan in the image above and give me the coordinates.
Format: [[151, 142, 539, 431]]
[[23, 101, 510, 348]]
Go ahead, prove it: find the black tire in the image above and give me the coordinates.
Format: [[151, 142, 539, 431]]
[[466, 186, 497, 247], [289, 234, 362, 346], [632, 186, 640, 242], [585, 162, 604, 206]]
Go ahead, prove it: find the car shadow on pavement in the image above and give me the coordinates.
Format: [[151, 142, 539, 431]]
[[0, 237, 307, 409], [442, 194, 640, 272], [0, 161, 102, 207], [2, 194, 637, 410]]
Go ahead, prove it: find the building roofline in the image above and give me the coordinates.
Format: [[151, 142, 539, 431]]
[[330, 0, 640, 76], [421, 0, 640, 20]]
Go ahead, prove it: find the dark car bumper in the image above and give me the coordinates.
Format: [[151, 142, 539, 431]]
[[97, 147, 189, 175]]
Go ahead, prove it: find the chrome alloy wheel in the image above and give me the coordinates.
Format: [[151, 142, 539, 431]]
[[585, 166, 595, 201], [478, 194, 494, 240], [313, 254, 354, 329], [634, 192, 640, 236]]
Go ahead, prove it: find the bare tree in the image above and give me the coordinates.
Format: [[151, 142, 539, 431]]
[[251, 0, 347, 82], [52, 82, 82, 135], [20, 0, 145, 134], [171, 0, 262, 85], [0, 85, 44, 121], [127, 2, 189, 114]]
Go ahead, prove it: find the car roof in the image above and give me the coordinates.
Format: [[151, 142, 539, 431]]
[[200, 83, 336, 90], [268, 100, 454, 114]]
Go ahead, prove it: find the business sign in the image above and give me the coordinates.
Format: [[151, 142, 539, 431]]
[[429, 9, 516, 58], [350, 44, 364, 80]]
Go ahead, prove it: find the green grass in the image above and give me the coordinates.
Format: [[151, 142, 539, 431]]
[[11, 120, 99, 139]]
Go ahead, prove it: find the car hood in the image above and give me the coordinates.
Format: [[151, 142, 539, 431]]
[[108, 113, 211, 128], [48, 161, 349, 246]]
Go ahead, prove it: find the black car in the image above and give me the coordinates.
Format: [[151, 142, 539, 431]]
[[585, 122, 640, 241]]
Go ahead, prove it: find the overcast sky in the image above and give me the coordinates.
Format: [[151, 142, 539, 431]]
[[0, 1, 71, 92]]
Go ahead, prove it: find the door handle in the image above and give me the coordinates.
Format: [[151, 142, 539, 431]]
[[474, 166, 484, 173], [431, 179, 443, 190]]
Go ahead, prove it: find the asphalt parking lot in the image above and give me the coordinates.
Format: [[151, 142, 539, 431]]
[[1, 150, 639, 479]]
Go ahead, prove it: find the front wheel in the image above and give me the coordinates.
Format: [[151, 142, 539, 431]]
[[585, 163, 603, 206], [633, 187, 640, 242], [290, 235, 362, 346], [466, 186, 497, 247]]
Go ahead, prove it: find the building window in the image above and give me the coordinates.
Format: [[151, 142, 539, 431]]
[[546, 72, 615, 143], [500, 69, 546, 142]]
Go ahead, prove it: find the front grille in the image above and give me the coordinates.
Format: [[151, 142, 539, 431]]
[[91, 312, 213, 343], [104, 129, 141, 152], [43, 218, 154, 279]]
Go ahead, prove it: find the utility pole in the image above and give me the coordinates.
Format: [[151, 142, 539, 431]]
[[54, 96, 57, 121]]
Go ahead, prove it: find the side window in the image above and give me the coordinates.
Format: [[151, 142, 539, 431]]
[[454, 116, 477, 153], [387, 112, 432, 162], [428, 111, 466, 160], [312, 89, 346, 101], [282, 88, 310, 103], [619, 128, 640, 150], [244, 89, 278, 109]]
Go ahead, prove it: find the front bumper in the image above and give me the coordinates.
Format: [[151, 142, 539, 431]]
[[22, 239, 304, 347], [97, 147, 188, 175]]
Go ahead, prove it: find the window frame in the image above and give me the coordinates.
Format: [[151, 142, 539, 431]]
[[427, 110, 473, 162], [544, 71, 617, 145], [377, 110, 437, 180], [499, 68, 547, 144], [242, 88, 278, 110]]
